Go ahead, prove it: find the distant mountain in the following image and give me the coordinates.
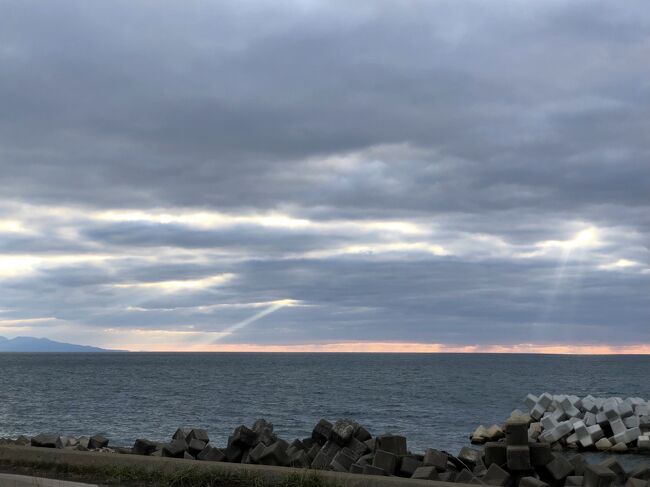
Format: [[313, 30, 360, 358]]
[[0, 336, 121, 352]]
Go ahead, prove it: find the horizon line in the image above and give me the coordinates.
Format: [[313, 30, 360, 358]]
[[121, 341, 650, 355]]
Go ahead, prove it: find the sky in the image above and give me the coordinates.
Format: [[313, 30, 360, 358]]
[[0, 0, 648, 352]]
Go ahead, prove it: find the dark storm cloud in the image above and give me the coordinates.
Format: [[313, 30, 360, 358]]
[[0, 0, 648, 348]]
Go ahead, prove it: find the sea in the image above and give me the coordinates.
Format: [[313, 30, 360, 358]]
[[1, 353, 650, 460]]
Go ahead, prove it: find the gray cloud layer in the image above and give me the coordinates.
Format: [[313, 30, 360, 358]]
[[0, 0, 648, 349]]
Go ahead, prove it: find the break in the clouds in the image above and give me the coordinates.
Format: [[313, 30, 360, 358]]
[[0, 0, 648, 351]]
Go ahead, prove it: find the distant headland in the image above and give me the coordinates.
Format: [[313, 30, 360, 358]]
[[0, 335, 122, 352]]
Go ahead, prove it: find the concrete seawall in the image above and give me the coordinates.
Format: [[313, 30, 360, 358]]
[[0, 445, 470, 487]]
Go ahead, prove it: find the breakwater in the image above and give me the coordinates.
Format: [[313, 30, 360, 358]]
[[2, 413, 650, 487], [472, 394, 650, 453]]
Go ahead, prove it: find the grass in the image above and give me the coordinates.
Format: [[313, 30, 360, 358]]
[[0, 459, 339, 487]]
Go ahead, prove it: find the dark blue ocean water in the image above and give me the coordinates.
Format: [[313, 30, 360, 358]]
[[1, 353, 650, 455]]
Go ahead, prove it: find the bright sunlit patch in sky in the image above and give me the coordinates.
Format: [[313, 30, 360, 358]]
[[112, 273, 236, 291]]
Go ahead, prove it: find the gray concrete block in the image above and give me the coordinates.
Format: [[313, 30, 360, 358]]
[[459, 446, 483, 470], [224, 441, 244, 463], [519, 477, 549, 487], [506, 445, 530, 471], [598, 457, 626, 484], [411, 466, 439, 480], [482, 463, 511, 486], [187, 428, 210, 444], [188, 438, 207, 456], [373, 449, 398, 475], [470, 478, 485, 485], [398, 455, 422, 477], [423, 447, 449, 470], [625, 479, 647, 487], [628, 465, 650, 481], [31, 434, 63, 449], [183, 451, 194, 460], [564, 476, 583, 486], [231, 425, 257, 447], [312, 419, 333, 445], [331, 419, 358, 446], [529, 443, 552, 467], [350, 463, 364, 474], [568, 454, 587, 476], [330, 449, 356, 472], [346, 437, 368, 459], [362, 464, 386, 476], [439, 471, 457, 482], [375, 435, 407, 456], [483, 442, 506, 468], [506, 419, 530, 446], [355, 426, 372, 442], [583, 465, 617, 487], [162, 439, 188, 458], [132, 438, 157, 456], [196, 445, 226, 462], [172, 427, 192, 441], [540, 454, 574, 483], [248, 442, 266, 464], [456, 469, 475, 484], [258, 440, 289, 467]]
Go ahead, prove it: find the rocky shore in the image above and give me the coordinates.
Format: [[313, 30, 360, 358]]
[[1, 397, 649, 487]]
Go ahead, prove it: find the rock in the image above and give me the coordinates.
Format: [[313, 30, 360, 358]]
[[162, 439, 188, 458], [132, 438, 158, 456], [312, 419, 333, 445], [183, 451, 194, 459], [197, 445, 226, 462], [31, 434, 63, 449], [88, 434, 109, 449], [375, 435, 407, 456], [638, 435, 650, 450], [350, 463, 364, 474], [373, 449, 398, 475], [78, 436, 90, 449], [482, 463, 511, 486], [423, 448, 449, 470], [625, 479, 647, 487], [411, 466, 440, 480], [439, 471, 457, 482], [583, 464, 617, 487]]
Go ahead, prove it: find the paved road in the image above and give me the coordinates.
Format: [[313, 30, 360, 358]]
[[0, 474, 98, 487]]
